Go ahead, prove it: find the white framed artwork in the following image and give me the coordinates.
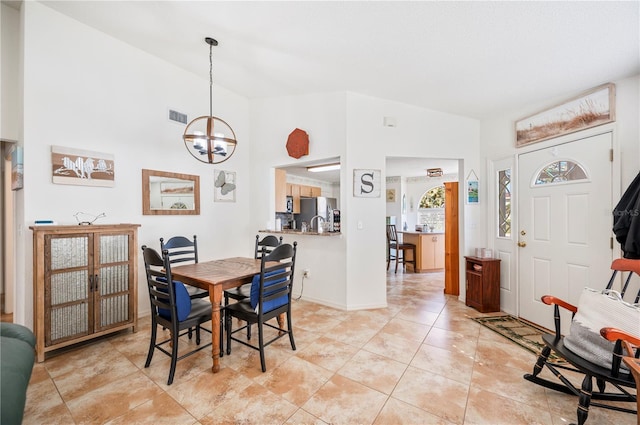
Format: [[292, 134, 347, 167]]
[[214, 169, 236, 202]]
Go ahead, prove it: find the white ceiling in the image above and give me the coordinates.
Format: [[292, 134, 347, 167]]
[[36, 1, 639, 121], [15, 1, 640, 182]]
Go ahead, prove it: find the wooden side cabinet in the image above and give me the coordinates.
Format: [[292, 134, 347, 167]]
[[464, 256, 501, 313], [30, 224, 140, 362]]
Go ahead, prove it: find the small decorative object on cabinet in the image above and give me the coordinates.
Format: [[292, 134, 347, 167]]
[[30, 224, 140, 362], [464, 256, 501, 313]]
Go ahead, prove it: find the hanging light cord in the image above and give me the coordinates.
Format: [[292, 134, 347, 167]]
[[209, 42, 213, 117]]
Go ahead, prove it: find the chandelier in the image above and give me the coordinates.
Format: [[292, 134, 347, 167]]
[[183, 37, 237, 164]]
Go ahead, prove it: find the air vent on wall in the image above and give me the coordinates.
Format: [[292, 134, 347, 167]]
[[168, 109, 188, 124]]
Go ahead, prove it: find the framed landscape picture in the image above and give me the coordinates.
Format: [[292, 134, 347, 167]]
[[515, 83, 615, 147]]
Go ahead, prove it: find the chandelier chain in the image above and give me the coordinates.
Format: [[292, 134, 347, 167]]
[[209, 42, 213, 117]]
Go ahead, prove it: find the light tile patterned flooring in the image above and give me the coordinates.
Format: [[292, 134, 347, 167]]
[[23, 271, 635, 424]]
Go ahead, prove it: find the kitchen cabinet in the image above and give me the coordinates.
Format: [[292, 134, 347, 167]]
[[284, 183, 320, 213], [275, 169, 287, 212], [464, 256, 501, 313], [297, 184, 321, 197], [286, 183, 301, 213], [30, 224, 140, 362], [402, 232, 444, 272]]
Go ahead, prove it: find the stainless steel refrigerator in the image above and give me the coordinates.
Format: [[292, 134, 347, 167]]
[[298, 197, 337, 231]]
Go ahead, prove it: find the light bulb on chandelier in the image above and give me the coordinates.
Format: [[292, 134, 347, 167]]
[[183, 37, 237, 164]]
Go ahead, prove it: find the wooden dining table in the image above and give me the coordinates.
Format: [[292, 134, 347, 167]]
[[170, 256, 279, 373]]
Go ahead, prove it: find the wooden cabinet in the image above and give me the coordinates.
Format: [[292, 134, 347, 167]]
[[30, 224, 140, 362], [433, 235, 445, 268], [402, 232, 444, 272], [275, 169, 287, 212], [287, 184, 301, 213], [297, 184, 321, 198], [444, 182, 460, 295], [421, 234, 444, 269], [464, 256, 501, 313], [283, 182, 320, 213]]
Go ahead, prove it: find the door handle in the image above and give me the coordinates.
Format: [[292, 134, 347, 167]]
[[517, 241, 527, 247]]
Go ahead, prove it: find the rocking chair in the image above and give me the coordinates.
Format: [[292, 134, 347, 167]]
[[523, 258, 640, 425]]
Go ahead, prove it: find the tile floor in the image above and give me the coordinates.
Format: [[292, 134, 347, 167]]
[[22, 271, 636, 424]]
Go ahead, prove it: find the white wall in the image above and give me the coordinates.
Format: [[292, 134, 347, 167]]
[[250, 92, 482, 309], [481, 76, 639, 188], [403, 173, 458, 231], [480, 74, 640, 313], [385, 176, 402, 223], [249, 92, 349, 308], [344, 93, 481, 307], [11, 2, 488, 325], [15, 2, 253, 326]]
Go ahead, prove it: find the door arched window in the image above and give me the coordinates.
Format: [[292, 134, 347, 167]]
[[534, 160, 588, 186]]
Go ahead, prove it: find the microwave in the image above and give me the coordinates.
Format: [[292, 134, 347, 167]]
[[286, 196, 293, 213]]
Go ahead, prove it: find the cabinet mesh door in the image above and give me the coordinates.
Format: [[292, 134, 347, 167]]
[[46, 235, 90, 344], [98, 234, 131, 328]]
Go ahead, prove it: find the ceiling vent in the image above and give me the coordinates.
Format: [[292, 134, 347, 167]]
[[168, 109, 187, 124]]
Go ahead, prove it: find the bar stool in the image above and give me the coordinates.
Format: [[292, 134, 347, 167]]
[[386, 224, 416, 273]]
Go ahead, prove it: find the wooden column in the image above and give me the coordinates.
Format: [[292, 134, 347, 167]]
[[444, 182, 459, 295]]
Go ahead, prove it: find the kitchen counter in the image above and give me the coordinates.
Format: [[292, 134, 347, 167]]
[[259, 229, 342, 237], [400, 232, 445, 272]]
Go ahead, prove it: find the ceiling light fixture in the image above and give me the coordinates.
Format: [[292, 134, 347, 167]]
[[427, 168, 443, 177], [307, 163, 340, 173], [183, 37, 237, 164]]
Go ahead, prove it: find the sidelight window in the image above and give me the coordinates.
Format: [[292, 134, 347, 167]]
[[497, 169, 511, 238]]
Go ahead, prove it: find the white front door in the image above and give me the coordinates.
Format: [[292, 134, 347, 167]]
[[490, 157, 517, 315], [517, 132, 613, 333]]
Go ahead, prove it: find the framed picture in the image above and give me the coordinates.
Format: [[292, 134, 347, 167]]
[[214, 169, 236, 202], [466, 170, 479, 204], [11, 146, 23, 191], [515, 83, 615, 147], [353, 169, 381, 198], [386, 189, 396, 202], [51, 146, 115, 187]]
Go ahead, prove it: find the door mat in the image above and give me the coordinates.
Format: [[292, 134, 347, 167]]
[[471, 315, 565, 363]]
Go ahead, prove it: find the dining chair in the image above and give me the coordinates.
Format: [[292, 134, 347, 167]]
[[160, 235, 208, 300], [225, 242, 297, 372], [386, 224, 416, 273], [223, 235, 283, 339], [141, 245, 213, 385]]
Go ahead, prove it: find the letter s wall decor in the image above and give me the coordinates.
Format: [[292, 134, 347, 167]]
[[353, 169, 381, 198]]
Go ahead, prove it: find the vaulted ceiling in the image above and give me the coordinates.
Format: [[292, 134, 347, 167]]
[[38, 1, 639, 119]]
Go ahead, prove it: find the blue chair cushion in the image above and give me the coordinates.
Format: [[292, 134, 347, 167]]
[[157, 277, 191, 322], [250, 268, 288, 313]]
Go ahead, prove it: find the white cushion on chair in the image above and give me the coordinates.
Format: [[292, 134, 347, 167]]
[[564, 287, 640, 371]]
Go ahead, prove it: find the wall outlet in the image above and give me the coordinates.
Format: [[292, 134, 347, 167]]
[[303, 269, 310, 278]]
